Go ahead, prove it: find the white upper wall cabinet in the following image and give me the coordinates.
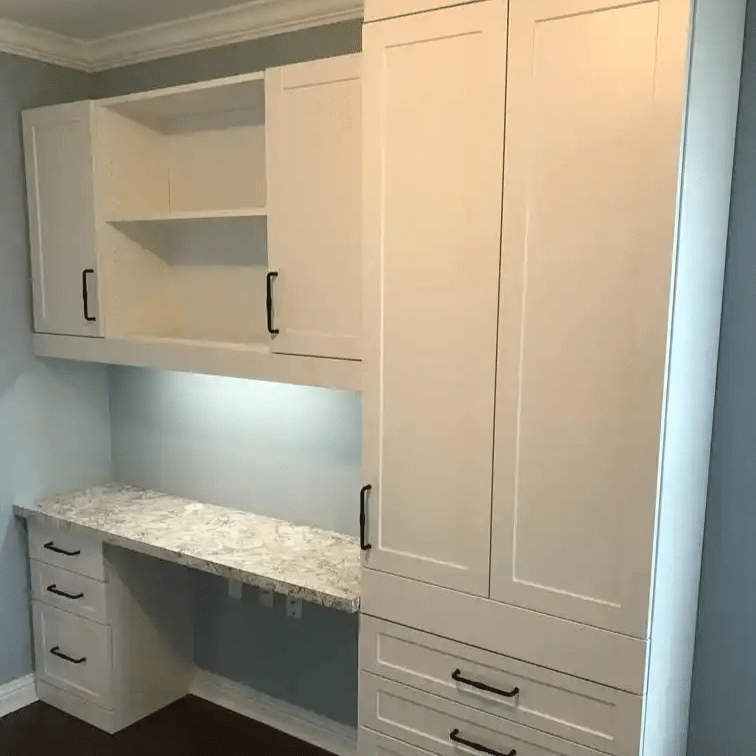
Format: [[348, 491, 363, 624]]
[[23, 64, 363, 390], [490, 0, 686, 638], [362, 1, 508, 596], [23, 102, 102, 337], [266, 54, 362, 360]]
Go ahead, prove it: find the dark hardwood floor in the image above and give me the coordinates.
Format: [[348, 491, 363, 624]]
[[0, 695, 334, 755]]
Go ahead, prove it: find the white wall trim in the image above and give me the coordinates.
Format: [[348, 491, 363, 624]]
[[0, 674, 38, 719], [0, 19, 90, 71], [0, 0, 362, 73], [192, 670, 357, 756], [88, 0, 363, 71]]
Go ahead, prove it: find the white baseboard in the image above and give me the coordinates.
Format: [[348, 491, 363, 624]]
[[0, 674, 37, 719], [191, 670, 357, 756]]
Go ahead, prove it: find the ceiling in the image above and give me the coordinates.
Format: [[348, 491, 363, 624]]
[[0, 0, 361, 71], [0, 0, 275, 40]]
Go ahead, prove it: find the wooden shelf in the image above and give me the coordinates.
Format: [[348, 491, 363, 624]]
[[107, 208, 267, 223]]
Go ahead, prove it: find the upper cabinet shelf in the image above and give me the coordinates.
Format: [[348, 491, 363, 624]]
[[101, 72, 265, 124], [22, 56, 362, 391], [107, 208, 268, 223]]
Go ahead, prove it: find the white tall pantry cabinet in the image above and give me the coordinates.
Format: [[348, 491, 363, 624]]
[[360, 1, 746, 756]]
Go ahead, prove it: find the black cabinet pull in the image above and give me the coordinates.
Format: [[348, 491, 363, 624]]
[[266, 271, 279, 335], [360, 484, 372, 551], [44, 541, 81, 557], [452, 669, 520, 699], [47, 584, 84, 600], [82, 268, 96, 322], [449, 729, 515, 756], [50, 646, 86, 665]]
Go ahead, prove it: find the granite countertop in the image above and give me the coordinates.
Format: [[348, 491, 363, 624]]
[[15, 484, 360, 612]]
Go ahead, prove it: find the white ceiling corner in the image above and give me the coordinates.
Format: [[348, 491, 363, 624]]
[[0, 0, 363, 73]]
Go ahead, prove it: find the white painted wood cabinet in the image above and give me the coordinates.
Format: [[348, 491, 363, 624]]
[[361, 0, 746, 754], [361, 0, 508, 597], [23, 102, 101, 337], [26, 518, 193, 733], [489, 0, 683, 638], [22, 59, 363, 390], [266, 54, 362, 361]]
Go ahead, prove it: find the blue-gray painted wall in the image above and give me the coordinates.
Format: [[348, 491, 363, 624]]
[[100, 21, 363, 726], [0, 53, 113, 687], [687, 1, 756, 753]]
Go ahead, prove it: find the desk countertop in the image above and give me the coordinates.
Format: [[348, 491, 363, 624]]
[[15, 484, 360, 612]]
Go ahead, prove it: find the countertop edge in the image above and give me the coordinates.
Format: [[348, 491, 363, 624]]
[[15, 505, 360, 614]]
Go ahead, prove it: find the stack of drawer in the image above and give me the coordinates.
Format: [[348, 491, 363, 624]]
[[360, 617, 642, 756], [26, 516, 193, 733], [28, 519, 116, 731]]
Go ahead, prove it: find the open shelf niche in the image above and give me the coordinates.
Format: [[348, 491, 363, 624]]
[[96, 74, 269, 346]]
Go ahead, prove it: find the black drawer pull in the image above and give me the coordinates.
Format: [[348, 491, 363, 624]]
[[82, 268, 96, 322], [266, 271, 279, 335], [44, 541, 81, 557], [360, 484, 372, 551], [452, 669, 520, 699], [50, 646, 86, 665], [46, 584, 84, 600], [450, 729, 515, 756]]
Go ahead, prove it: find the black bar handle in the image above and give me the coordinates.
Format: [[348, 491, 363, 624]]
[[50, 646, 86, 665], [449, 730, 515, 756], [266, 271, 279, 335], [82, 268, 96, 322], [44, 541, 81, 557], [360, 484, 372, 551], [452, 669, 520, 699], [47, 584, 84, 600]]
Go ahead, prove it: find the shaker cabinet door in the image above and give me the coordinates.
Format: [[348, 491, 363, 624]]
[[266, 54, 362, 360], [490, 0, 684, 636], [362, 1, 508, 596], [23, 101, 102, 337]]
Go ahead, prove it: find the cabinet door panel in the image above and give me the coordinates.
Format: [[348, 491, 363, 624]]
[[363, 1, 507, 595], [266, 54, 362, 360], [23, 102, 102, 337], [491, 0, 685, 636]]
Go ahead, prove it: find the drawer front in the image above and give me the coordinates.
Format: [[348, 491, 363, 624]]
[[28, 518, 105, 581], [361, 618, 641, 756], [32, 601, 112, 709], [360, 727, 437, 756], [31, 560, 109, 624], [362, 570, 646, 694], [361, 673, 606, 756]]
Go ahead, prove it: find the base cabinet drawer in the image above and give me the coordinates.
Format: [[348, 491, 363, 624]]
[[31, 560, 109, 624], [32, 602, 112, 709], [360, 728, 437, 756], [361, 618, 641, 756], [361, 673, 609, 756], [28, 519, 105, 581]]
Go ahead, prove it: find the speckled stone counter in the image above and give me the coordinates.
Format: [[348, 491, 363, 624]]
[[15, 484, 360, 612]]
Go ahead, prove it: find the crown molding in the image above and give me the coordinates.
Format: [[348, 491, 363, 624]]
[[0, 0, 362, 74], [88, 0, 363, 71], [0, 19, 91, 71]]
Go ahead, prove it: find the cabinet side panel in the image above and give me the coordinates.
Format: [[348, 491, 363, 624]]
[[646, 0, 747, 754]]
